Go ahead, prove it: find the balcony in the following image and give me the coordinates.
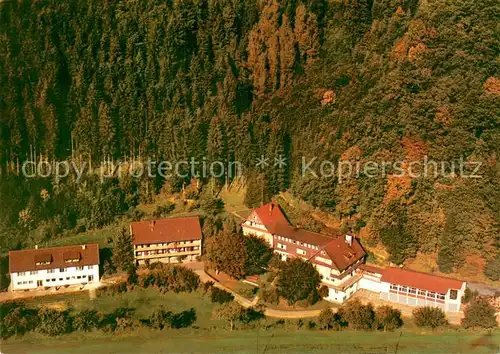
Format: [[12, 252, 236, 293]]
[[135, 250, 200, 260], [135, 241, 200, 251]]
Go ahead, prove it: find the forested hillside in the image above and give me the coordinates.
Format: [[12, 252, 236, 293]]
[[0, 0, 499, 278]]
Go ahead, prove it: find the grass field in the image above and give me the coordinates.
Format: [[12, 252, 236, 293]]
[[3, 326, 499, 353]]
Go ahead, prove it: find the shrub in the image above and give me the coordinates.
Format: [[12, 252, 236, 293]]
[[210, 287, 235, 304], [0, 304, 38, 338], [201, 280, 215, 295], [462, 288, 479, 304], [375, 306, 403, 331], [462, 298, 497, 329], [137, 265, 200, 293], [260, 285, 280, 305], [318, 285, 329, 298], [149, 306, 173, 330], [484, 256, 500, 281], [170, 308, 197, 328], [412, 306, 448, 329], [73, 309, 101, 332], [101, 307, 135, 333], [339, 299, 375, 330], [317, 308, 342, 330], [37, 308, 71, 336]]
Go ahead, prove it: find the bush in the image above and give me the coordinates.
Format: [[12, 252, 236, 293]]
[[318, 285, 329, 298], [375, 306, 403, 331], [339, 299, 375, 330], [149, 306, 173, 330], [484, 256, 500, 281], [101, 307, 135, 333], [137, 265, 200, 293], [260, 285, 280, 305], [462, 288, 479, 304], [461, 298, 497, 329], [412, 306, 448, 329], [0, 304, 38, 338], [170, 308, 197, 328], [201, 280, 215, 295], [317, 308, 343, 330], [210, 287, 235, 304], [37, 308, 71, 336], [73, 309, 101, 332]]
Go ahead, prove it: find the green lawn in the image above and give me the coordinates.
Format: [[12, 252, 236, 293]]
[[3, 327, 499, 353], [21, 287, 222, 328]]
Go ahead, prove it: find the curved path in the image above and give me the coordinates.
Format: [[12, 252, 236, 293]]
[[194, 269, 327, 319]]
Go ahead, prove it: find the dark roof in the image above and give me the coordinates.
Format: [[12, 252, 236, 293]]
[[268, 223, 333, 246], [9, 244, 99, 273], [380, 267, 465, 294], [130, 216, 202, 245], [250, 201, 290, 227]]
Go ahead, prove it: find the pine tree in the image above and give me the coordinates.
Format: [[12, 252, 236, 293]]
[[112, 227, 135, 273]]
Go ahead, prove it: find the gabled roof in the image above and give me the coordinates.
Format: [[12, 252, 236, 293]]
[[130, 216, 202, 245], [380, 267, 465, 294], [249, 201, 289, 227], [9, 244, 99, 273], [322, 236, 366, 272]]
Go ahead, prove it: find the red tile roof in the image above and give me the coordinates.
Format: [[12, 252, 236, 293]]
[[380, 267, 465, 294], [131, 216, 202, 245], [322, 236, 366, 272], [250, 201, 290, 227], [9, 244, 99, 273]]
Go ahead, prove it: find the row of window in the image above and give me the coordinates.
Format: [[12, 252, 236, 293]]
[[274, 235, 320, 250], [17, 280, 34, 285], [389, 284, 446, 300], [17, 265, 94, 276], [46, 275, 88, 282], [136, 247, 200, 256]]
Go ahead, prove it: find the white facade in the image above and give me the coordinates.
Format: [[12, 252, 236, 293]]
[[11, 264, 99, 291]]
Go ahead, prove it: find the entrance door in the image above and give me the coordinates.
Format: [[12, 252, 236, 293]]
[[37, 280, 43, 287], [88, 275, 93, 282]]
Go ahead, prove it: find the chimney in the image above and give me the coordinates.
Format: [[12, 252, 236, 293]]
[[35, 245, 38, 250], [82, 245, 86, 250], [345, 234, 353, 247], [150, 220, 156, 231]]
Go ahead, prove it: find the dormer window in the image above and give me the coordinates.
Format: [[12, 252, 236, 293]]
[[63, 251, 81, 263], [35, 253, 52, 266]]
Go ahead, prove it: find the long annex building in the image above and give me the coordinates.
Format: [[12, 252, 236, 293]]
[[242, 201, 466, 312]]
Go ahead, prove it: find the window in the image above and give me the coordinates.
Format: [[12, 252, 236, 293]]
[[399, 286, 408, 292], [48, 269, 55, 274], [76, 266, 84, 271], [437, 293, 445, 300], [30, 271, 38, 275], [449, 289, 458, 300], [277, 243, 286, 250], [59, 278, 63, 281], [59, 268, 65, 273], [77, 276, 82, 279], [427, 291, 436, 299], [409, 287, 417, 295], [418, 290, 426, 296], [296, 248, 306, 255], [51, 278, 56, 282], [66, 277, 70, 280], [18, 272, 26, 276], [390, 284, 398, 291], [17, 282, 21, 285]]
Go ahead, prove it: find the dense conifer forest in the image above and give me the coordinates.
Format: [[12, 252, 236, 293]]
[[0, 0, 498, 277]]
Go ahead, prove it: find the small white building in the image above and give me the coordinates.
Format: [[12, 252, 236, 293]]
[[9, 244, 100, 291]]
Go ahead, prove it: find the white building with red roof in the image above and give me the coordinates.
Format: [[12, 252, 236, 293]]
[[242, 201, 366, 303], [9, 244, 100, 291], [359, 264, 466, 312], [242, 202, 466, 311], [130, 216, 202, 265]]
